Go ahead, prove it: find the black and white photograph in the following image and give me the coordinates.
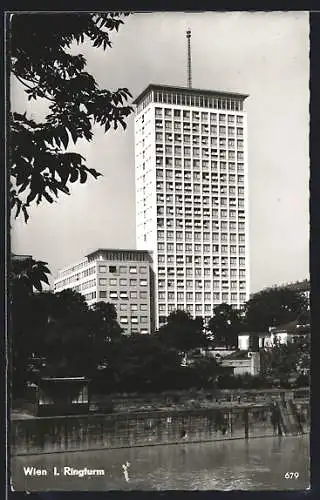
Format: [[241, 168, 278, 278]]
[[9, 10, 310, 491]]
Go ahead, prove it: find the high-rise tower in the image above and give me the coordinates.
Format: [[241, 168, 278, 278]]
[[133, 83, 249, 329]]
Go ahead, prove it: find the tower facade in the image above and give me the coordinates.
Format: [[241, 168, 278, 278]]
[[134, 84, 249, 329]]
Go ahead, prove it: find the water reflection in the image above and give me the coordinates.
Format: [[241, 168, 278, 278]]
[[12, 434, 309, 491]]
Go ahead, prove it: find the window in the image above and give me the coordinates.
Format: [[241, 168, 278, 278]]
[[130, 279, 137, 286], [130, 304, 138, 311], [120, 291, 128, 299], [139, 266, 147, 274], [140, 316, 148, 323], [120, 266, 127, 274], [99, 278, 107, 285], [109, 265, 116, 273], [120, 303, 127, 311], [140, 279, 148, 286], [140, 291, 147, 299], [120, 317, 128, 324], [129, 266, 137, 274], [140, 304, 148, 311], [99, 291, 107, 298], [99, 265, 107, 273], [131, 317, 138, 324], [109, 291, 118, 299], [120, 278, 127, 286], [130, 291, 137, 298], [109, 278, 117, 285]]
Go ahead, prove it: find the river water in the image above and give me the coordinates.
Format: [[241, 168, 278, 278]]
[[11, 434, 309, 491]]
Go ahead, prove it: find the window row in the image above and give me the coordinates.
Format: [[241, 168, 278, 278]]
[[119, 316, 149, 324], [156, 169, 245, 182], [152, 91, 244, 110], [155, 109, 244, 124], [157, 221, 245, 230], [155, 124, 244, 138], [84, 291, 97, 301], [158, 277, 245, 289], [157, 231, 246, 242], [55, 266, 96, 287], [158, 286, 246, 301], [156, 224, 245, 236], [155, 136, 244, 151], [98, 264, 148, 274], [158, 255, 247, 266], [155, 158, 245, 172], [158, 297, 246, 312], [99, 277, 149, 287], [112, 302, 149, 311], [99, 280, 148, 299], [155, 146, 244, 158], [158, 277, 246, 287]]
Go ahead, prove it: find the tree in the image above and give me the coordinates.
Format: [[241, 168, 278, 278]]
[[10, 256, 51, 293], [10, 12, 133, 222], [108, 334, 181, 392], [89, 301, 123, 343], [11, 289, 105, 391], [158, 310, 209, 352], [87, 301, 123, 372], [243, 286, 309, 333], [260, 337, 310, 387], [207, 303, 242, 349]]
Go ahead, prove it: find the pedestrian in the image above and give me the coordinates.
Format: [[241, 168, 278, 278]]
[[180, 429, 188, 439], [122, 461, 130, 482]]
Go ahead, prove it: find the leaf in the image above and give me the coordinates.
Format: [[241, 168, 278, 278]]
[[43, 192, 53, 203], [79, 169, 87, 184], [26, 190, 38, 206], [69, 169, 79, 183], [60, 128, 69, 149]]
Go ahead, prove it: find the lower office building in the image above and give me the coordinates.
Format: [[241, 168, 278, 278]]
[[54, 249, 155, 335]]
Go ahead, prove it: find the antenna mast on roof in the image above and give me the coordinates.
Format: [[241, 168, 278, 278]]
[[186, 29, 192, 88]]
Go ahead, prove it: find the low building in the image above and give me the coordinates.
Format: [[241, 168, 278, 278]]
[[54, 248, 155, 335], [12, 253, 33, 262], [269, 319, 310, 345], [220, 351, 261, 376], [238, 332, 271, 351]]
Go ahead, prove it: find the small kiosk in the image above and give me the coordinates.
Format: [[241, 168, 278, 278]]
[[36, 377, 90, 416]]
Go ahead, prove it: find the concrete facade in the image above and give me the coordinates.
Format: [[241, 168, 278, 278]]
[[54, 249, 155, 335]]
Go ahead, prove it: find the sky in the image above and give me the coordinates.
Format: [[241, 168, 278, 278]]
[[11, 11, 310, 294]]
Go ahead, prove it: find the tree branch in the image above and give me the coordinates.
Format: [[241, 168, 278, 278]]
[[15, 74, 55, 103]]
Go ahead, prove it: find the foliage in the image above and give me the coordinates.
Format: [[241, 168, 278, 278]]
[[10, 12, 133, 222], [10, 256, 51, 293], [106, 334, 182, 392], [243, 286, 309, 333], [11, 289, 125, 393], [260, 336, 310, 387], [207, 303, 243, 349], [157, 310, 209, 352]]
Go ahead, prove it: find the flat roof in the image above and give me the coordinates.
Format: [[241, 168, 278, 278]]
[[86, 248, 153, 258], [133, 83, 249, 105]]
